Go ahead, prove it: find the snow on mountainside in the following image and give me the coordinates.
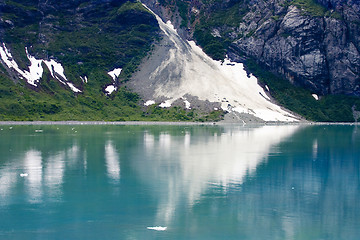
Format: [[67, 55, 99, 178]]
[[1, 0, 358, 122], [0, 43, 81, 92], [128, 5, 300, 122]]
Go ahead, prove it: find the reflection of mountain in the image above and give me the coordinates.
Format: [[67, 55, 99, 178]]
[[1, 125, 359, 239], [138, 125, 360, 239], [0, 144, 77, 205], [138, 125, 301, 224]]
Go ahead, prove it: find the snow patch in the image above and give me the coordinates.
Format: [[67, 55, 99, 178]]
[[25, 47, 43, 86], [159, 100, 172, 108], [0, 43, 81, 92], [108, 68, 122, 81], [43, 59, 67, 82], [183, 99, 191, 109], [67, 82, 82, 93], [312, 94, 319, 100], [80, 76, 88, 83], [144, 100, 156, 106], [0, 43, 41, 86], [105, 85, 117, 95]]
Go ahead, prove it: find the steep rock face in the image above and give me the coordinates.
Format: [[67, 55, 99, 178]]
[[230, 0, 360, 96], [150, 0, 360, 96]]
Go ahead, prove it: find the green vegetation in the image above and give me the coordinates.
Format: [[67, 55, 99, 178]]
[[246, 59, 360, 122], [193, 28, 228, 60], [0, 71, 224, 122], [192, 1, 247, 60], [176, 0, 189, 28], [291, 0, 327, 17], [117, 1, 150, 15]]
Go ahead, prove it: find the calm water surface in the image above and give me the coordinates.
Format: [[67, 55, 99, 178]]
[[0, 124, 359, 239]]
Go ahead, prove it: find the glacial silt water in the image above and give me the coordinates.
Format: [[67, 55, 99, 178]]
[[0, 124, 359, 239]]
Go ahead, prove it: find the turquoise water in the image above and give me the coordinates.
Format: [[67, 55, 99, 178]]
[[0, 124, 359, 239]]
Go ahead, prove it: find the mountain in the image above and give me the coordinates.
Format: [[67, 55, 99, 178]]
[[1, 0, 360, 122]]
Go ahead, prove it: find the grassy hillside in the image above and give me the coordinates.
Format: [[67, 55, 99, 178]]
[[0, 0, 224, 122], [1, 0, 358, 122]]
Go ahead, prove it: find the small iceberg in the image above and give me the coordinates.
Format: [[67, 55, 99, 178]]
[[20, 173, 28, 177], [147, 226, 167, 231]]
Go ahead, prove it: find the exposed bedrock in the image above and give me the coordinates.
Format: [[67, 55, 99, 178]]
[[142, 0, 360, 97]]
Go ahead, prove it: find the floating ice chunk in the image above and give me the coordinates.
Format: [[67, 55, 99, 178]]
[[108, 68, 122, 81], [144, 100, 156, 106], [105, 85, 117, 95], [265, 85, 270, 92], [20, 173, 28, 177], [147, 226, 167, 231], [312, 94, 319, 100], [159, 100, 172, 108]]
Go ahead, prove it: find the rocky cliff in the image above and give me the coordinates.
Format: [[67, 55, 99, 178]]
[[148, 0, 360, 97]]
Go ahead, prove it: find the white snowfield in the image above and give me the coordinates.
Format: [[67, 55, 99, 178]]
[[0, 43, 81, 93], [105, 85, 117, 95], [105, 68, 122, 95], [108, 68, 122, 81], [142, 5, 299, 122]]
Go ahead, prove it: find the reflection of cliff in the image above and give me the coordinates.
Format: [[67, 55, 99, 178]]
[[144, 125, 359, 239], [1, 125, 359, 239], [137, 125, 301, 224]]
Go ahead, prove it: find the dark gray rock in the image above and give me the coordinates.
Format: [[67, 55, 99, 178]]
[[229, 1, 360, 96]]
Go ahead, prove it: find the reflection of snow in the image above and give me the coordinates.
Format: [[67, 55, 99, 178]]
[[0, 145, 78, 205], [137, 125, 300, 224], [105, 141, 120, 181], [312, 139, 318, 159], [144, 131, 155, 150], [45, 152, 65, 186], [24, 150, 43, 203], [0, 171, 17, 206]]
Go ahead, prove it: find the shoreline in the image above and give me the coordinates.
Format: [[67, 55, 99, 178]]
[[0, 121, 217, 126], [0, 121, 358, 126]]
